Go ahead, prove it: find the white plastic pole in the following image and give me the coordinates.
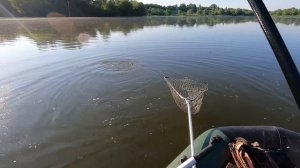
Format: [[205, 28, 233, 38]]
[[186, 99, 195, 157], [177, 157, 196, 168], [185, 99, 196, 168]]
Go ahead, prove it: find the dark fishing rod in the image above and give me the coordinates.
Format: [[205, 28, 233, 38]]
[[247, 0, 300, 110]]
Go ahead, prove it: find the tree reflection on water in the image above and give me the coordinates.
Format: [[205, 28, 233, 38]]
[[0, 16, 299, 49]]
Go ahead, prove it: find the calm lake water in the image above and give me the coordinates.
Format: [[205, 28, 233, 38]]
[[0, 16, 300, 167]]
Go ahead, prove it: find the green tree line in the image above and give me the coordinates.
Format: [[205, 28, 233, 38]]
[[1, 0, 146, 17], [145, 3, 253, 16], [271, 8, 300, 16], [0, 0, 299, 17]]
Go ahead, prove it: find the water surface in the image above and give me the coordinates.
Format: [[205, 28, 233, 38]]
[[0, 16, 300, 167]]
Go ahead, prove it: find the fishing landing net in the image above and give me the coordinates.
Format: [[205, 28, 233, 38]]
[[164, 76, 208, 167], [164, 77, 208, 114]]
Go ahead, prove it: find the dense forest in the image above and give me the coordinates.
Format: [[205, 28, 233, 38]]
[[0, 0, 299, 17], [271, 8, 300, 16], [145, 3, 253, 16]]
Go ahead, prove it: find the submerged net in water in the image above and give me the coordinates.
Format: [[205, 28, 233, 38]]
[[164, 77, 208, 114]]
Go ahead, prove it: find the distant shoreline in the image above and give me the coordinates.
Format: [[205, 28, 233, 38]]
[[1, 1, 299, 17], [0, 15, 299, 19]]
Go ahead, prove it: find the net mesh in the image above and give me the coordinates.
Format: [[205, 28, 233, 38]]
[[164, 77, 208, 114]]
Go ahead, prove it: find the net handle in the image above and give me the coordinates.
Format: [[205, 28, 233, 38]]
[[186, 99, 195, 158], [164, 77, 195, 160]]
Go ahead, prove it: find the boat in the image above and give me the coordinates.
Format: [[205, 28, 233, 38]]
[[168, 126, 300, 167], [168, 0, 300, 167]]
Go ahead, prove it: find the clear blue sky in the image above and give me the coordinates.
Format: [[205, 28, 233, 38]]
[[137, 0, 300, 10]]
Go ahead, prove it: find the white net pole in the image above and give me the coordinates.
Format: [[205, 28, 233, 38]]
[[186, 99, 195, 157]]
